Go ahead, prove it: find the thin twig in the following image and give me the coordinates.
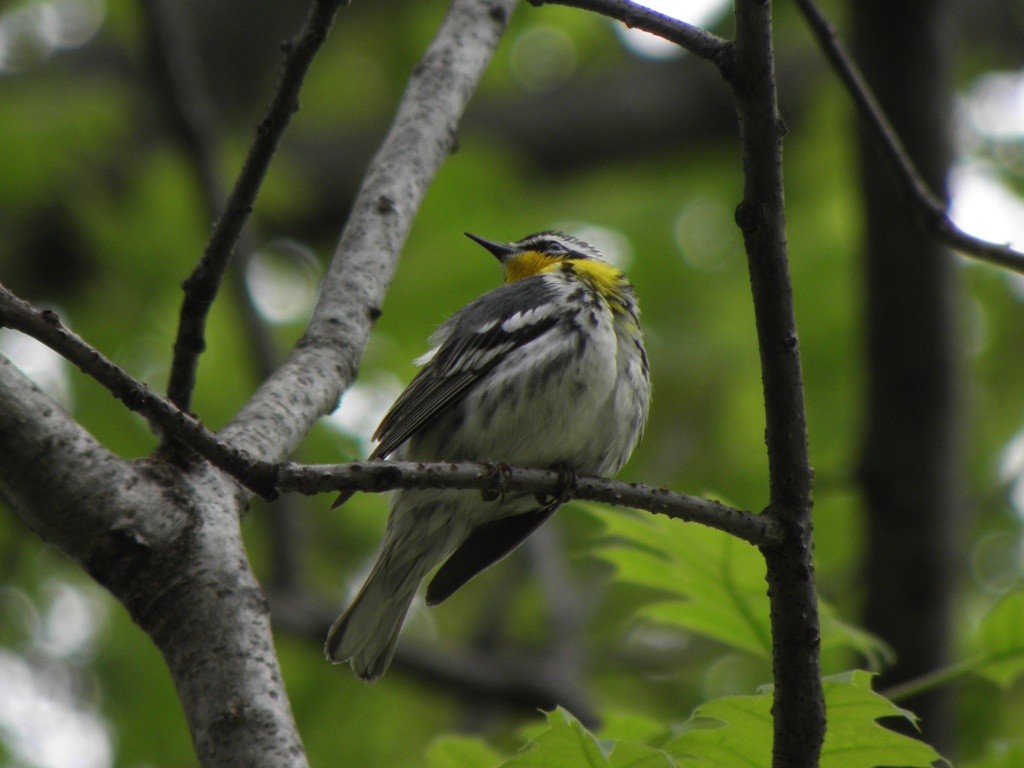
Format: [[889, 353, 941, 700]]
[[0, 284, 781, 546], [528, 0, 729, 63], [793, 0, 1024, 274], [141, 0, 306, 589], [0, 284, 278, 496], [277, 461, 782, 546], [879, 657, 981, 704], [165, 0, 347, 411], [141, 0, 283, 382], [217, 0, 520, 463]]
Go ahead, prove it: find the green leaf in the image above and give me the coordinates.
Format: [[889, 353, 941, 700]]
[[584, 503, 773, 656], [820, 671, 946, 768], [975, 590, 1024, 687], [500, 709, 675, 768], [580, 504, 889, 664], [661, 671, 945, 768], [425, 735, 506, 768], [501, 709, 611, 768]]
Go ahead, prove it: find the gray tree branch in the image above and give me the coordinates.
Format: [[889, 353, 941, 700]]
[[0, 2, 521, 765], [0, 357, 307, 767], [219, 0, 520, 462]]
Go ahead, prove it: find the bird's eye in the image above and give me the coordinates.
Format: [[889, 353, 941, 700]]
[[544, 240, 568, 255]]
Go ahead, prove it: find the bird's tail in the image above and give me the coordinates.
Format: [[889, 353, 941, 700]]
[[324, 531, 442, 681]]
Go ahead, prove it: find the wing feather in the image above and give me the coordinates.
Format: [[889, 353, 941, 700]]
[[368, 278, 563, 460]]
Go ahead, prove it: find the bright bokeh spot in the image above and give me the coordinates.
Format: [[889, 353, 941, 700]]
[[949, 162, 1024, 299], [999, 429, 1024, 522], [557, 222, 634, 270], [616, 0, 730, 60], [325, 375, 404, 454], [37, 581, 108, 659], [961, 70, 1024, 142], [675, 197, 743, 272], [0, 328, 72, 408], [509, 24, 577, 91], [0, 583, 112, 768], [245, 240, 322, 325], [0, 0, 103, 73]]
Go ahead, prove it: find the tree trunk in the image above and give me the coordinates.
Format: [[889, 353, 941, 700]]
[[853, 0, 964, 752]]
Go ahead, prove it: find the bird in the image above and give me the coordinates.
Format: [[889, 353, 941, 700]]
[[325, 230, 650, 681]]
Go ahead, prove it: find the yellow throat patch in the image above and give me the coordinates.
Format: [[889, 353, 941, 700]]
[[501, 251, 562, 283], [501, 251, 629, 314]]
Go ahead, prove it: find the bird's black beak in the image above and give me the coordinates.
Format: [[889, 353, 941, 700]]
[[465, 232, 519, 263]]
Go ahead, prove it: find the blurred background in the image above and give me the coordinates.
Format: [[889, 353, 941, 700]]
[[1, 0, 1024, 765]]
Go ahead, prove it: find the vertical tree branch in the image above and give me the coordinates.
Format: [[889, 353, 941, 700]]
[[219, 0, 520, 462], [141, 0, 307, 588], [729, 1, 823, 765], [165, 0, 345, 411]]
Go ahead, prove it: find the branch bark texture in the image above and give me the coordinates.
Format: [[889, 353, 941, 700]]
[[166, 0, 347, 411], [0, 358, 306, 767], [0, 1, 518, 765], [729, 1, 824, 765], [220, 0, 519, 462]]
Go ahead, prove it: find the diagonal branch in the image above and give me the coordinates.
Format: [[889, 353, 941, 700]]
[[793, 0, 1024, 274], [528, 0, 729, 63], [0, 352, 307, 768], [0, 283, 277, 495], [165, 0, 347, 411], [0, 282, 780, 546], [218, 0, 521, 462]]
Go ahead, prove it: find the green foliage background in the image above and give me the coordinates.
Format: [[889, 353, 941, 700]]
[[2, 1, 1024, 766]]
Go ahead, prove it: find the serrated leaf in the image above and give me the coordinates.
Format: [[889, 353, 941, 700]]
[[500, 709, 675, 768], [820, 670, 946, 768], [425, 735, 505, 768], [580, 504, 889, 664], [975, 591, 1024, 687], [661, 670, 945, 768], [501, 709, 612, 768], [586, 504, 773, 656]]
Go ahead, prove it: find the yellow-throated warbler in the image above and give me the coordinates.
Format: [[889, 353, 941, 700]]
[[326, 231, 650, 680]]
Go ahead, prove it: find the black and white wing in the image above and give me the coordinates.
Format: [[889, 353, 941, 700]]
[[368, 276, 564, 461]]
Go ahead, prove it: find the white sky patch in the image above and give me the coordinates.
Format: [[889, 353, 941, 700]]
[[325, 375, 403, 453], [960, 70, 1024, 141], [615, 0, 730, 60], [0, 650, 112, 768], [0, 328, 72, 409], [0, 581, 112, 768], [949, 161, 1024, 299]]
